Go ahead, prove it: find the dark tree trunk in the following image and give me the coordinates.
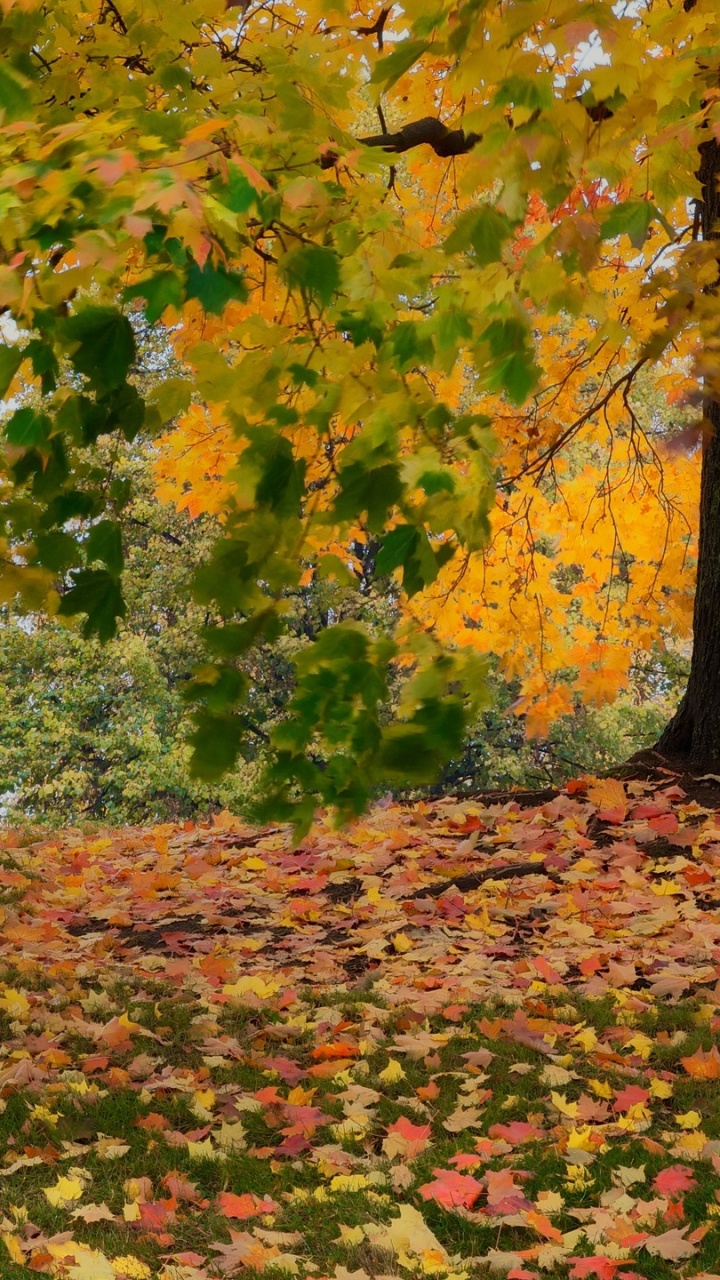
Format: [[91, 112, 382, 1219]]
[[655, 137, 720, 766]]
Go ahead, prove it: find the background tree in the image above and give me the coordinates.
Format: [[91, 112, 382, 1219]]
[[0, 0, 717, 829]]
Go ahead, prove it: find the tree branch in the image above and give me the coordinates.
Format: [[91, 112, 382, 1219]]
[[354, 7, 391, 50], [128, 517, 183, 547], [359, 116, 482, 158], [410, 858, 561, 900]]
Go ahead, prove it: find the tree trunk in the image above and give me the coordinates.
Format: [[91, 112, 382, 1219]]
[[655, 137, 720, 766]]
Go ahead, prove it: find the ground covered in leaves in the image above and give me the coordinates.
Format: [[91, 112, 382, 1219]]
[[4, 773, 720, 1280]]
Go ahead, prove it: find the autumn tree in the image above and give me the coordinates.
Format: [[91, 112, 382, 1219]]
[[0, 0, 717, 828]]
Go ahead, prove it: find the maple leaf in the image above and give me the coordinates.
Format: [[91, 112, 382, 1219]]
[[652, 1165, 697, 1197], [642, 1227, 696, 1260], [418, 1168, 483, 1209], [382, 1116, 432, 1160], [210, 1228, 277, 1273], [680, 1045, 720, 1079], [489, 1122, 546, 1144], [44, 1174, 86, 1208], [96, 1012, 143, 1049], [216, 1192, 279, 1220], [311, 1043, 360, 1060], [568, 1260, 627, 1279]]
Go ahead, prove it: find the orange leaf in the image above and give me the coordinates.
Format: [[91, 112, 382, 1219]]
[[680, 1045, 720, 1079], [216, 1191, 278, 1219], [307, 1058, 355, 1078], [310, 1042, 360, 1060], [525, 1210, 563, 1242]]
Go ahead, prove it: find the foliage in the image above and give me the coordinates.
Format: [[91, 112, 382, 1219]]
[[4, 777, 720, 1277], [0, 434, 684, 825], [0, 0, 716, 824], [432, 660, 683, 796]]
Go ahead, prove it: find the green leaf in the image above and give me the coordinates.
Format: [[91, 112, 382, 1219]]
[[481, 319, 539, 404], [59, 308, 136, 392], [204, 610, 282, 657], [444, 205, 514, 264], [189, 711, 245, 779], [370, 40, 428, 92], [0, 64, 31, 122], [601, 199, 658, 250], [376, 525, 418, 576], [469, 206, 515, 265], [316, 553, 357, 587], [283, 245, 340, 307], [57, 569, 126, 642], [33, 531, 82, 573], [186, 260, 247, 314], [123, 270, 184, 324], [379, 696, 467, 781], [220, 164, 258, 213], [5, 408, 51, 447], [418, 470, 455, 496], [334, 462, 403, 532], [375, 525, 439, 597], [391, 321, 434, 369], [0, 345, 22, 398], [86, 520, 124, 576], [24, 339, 59, 394], [257, 448, 306, 515], [337, 311, 384, 348], [494, 73, 553, 112], [193, 538, 253, 612], [184, 664, 249, 712]]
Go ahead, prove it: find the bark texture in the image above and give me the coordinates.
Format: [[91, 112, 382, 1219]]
[[655, 137, 720, 765]]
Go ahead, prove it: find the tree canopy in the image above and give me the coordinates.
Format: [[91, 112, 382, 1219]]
[[0, 0, 716, 829]]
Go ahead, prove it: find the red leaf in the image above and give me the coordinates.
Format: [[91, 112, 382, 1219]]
[[653, 1165, 697, 1197], [418, 1168, 483, 1209]]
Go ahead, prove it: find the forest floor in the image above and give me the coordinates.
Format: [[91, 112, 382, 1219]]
[[3, 770, 720, 1280]]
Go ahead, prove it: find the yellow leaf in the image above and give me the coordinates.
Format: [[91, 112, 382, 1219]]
[[330, 1174, 370, 1192], [223, 976, 280, 1000], [43, 1174, 85, 1207], [624, 1033, 653, 1060], [217, 1120, 247, 1152], [672, 1129, 707, 1157], [187, 1136, 224, 1161], [567, 1125, 602, 1152], [380, 1204, 448, 1265], [378, 1060, 406, 1083], [649, 1077, 673, 1099], [0, 987, 30, 1019], [335, 1225, 365, 1246], [192, 1087, 216, 1120], [651, 879, 683, 896], [392, 932, 414, 953], [588, 1078, 613, 1099], [47, 1241, 115, 1280], [573, 1028, 599, 1052], [109, 1257, 151, 1279], [675, 1110, 702, 1129], [551, 1091, 578, 1118], [2, 1233, 24, 1265]]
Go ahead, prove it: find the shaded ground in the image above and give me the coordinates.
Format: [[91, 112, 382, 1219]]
[[2, 772, 720, 1278]]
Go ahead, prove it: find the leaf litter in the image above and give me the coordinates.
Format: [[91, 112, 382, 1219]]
[[3, 774, 720, 1277]]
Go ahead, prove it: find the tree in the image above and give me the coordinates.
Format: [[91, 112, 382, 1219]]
[[0, 0, 716, 830]]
